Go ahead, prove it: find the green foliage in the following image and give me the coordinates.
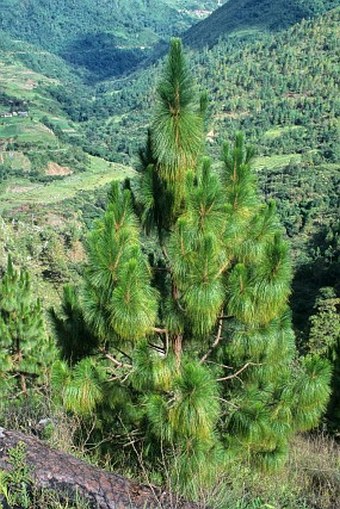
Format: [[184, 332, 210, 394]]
[[50, 40, 332, 500], [145, 358, 220, 444], [309, 288, 340, 359], [184, 0, 337, 48], [153, 38, 203, 176], [50, 285, 99, 365], [0, 0, 217, 82], [0, 256, 54, 398], [83, 182, 158, 342], [0, 442, 31, 509], [85, 10, 339, 366], [140, 38, 205, 229], [95, 9, 339, 253], [52, 358, 105, 416], [308, 287, 340, 431], [0, 2, 337, 506]]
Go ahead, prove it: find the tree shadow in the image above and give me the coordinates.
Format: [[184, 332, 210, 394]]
[[291, 220, 339, 344]]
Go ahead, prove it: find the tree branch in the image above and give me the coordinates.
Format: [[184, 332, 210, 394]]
[[152, 327, 170, 356], [153, 327, 168, 334], [99, 348, 132, 369], [217, 362, 261, 382], [148, 342, 165, 354], [200, 314, 224, 363], [216, 259, 230, 277]]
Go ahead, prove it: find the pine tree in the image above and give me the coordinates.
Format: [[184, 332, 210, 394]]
[[52, 39, 331, 497], [139, 38, 205, 234], [49, 285, 99, 365], [308, 287, 340, 432], [0, 256, 52, 397]]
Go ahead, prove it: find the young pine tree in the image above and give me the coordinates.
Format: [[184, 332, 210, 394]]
[[51, 39, 331, 498], [0, 256, 52, 398], [308, 287, 340, 432]]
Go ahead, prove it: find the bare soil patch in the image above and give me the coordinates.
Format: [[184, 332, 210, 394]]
[[46, 162, 73, 176]]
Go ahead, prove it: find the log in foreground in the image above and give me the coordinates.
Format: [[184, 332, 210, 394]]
[[0, 427, 205, 509]]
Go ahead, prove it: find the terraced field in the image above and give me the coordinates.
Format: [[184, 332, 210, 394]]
[[0, 156, 135, 213], [0, 42, 136, 220]]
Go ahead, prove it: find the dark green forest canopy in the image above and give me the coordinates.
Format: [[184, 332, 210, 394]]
[[184, 0, 339, 48], [0, 0, 219, 81]]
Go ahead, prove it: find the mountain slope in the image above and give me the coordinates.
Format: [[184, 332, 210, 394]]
[[78, 8, 339, 260], [0, 0, 221, 81], [0, 34, 134, 212], [0, 36, 83, 178], [75, 7, 338, 336], [184, 0, 339, 48], [0, 33, 136, 303]]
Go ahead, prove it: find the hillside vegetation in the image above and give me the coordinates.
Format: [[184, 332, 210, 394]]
[[0, 34, 339, 509], [0, 35, 135, 304], [0, 2, 339, 508], [0, 5, 338, 324], [0, 36, 109, 201], [184, 0, 339, 48], [194, 8, 340, 334], [0, 0, 221, 81], [58, 8, 338, 339], [75, 8, 339, 249]]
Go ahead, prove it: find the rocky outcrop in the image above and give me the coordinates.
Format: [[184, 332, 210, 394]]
[[0, 427, 205, 509]]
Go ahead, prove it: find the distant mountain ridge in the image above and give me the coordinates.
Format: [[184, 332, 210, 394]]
[[184, 0, 339, 48]]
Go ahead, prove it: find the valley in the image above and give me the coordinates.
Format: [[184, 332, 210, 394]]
[[0, 0, 220, 81], [0, 0, 338, 327], [0, 2, 339, 508]]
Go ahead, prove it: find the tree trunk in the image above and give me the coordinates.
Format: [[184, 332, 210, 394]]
[[172, 333, 183, 368], [0, 427, 206, 509]]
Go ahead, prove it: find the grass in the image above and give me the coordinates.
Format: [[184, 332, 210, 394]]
[[1, 381, 339, 509], [0, 117, 57, 144], [0, 61, 58, 101], [48, 116, 75, 131], [0, 151, 31, 171], [0, 116, 27, 136], [0, 53, 64, 129], [184, 434, 340, 509], [264, 126, 306, 139], [227, 27, 265, 40], [253, 153, 302, 170], [0, 156, 135, 213]]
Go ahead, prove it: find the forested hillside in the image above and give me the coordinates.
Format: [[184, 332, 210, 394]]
[[0, 35, 84, 180], [184, 0, 339, 48], [0, 2, 339, 508], [44, 7, 339, 342], [193, 9, 339, 336], [75, 11, 339, 241], [0, 33, 128, 213], [0, 0, 221, 81], [1, 7, 338, 327], [0, 34, 134, 303]]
